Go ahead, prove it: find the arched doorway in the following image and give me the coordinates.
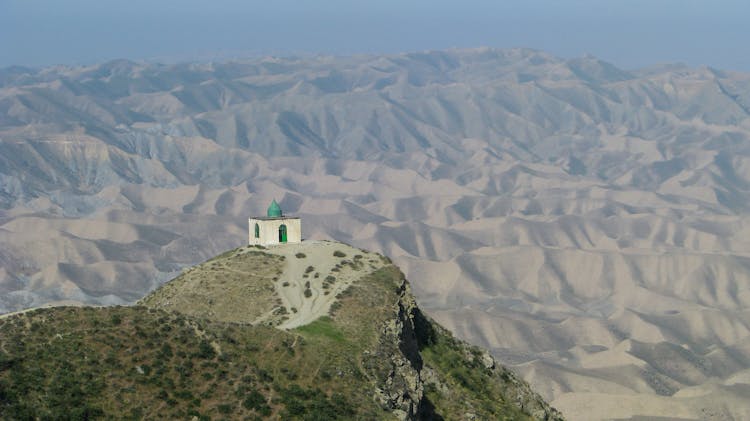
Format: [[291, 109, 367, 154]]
[[254, 223, 260, 238], [279, 224, 287, 243]]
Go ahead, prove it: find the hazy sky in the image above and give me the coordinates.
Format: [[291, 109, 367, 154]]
[[1, 0, 748, 70]]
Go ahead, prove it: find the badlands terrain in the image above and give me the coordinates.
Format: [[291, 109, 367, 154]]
[[2, 48, 750, 419]]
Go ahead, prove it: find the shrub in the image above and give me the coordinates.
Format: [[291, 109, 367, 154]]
[[304, 289, 312, 298], [278, 385, 355, 419], [295, 252, 306, 258], [256, 369, 273, 382], [330, 301, 341, 313], [243, 389, 267, 411], [333, 250, 346, 258], [217, 403, 233, 414], [159, 343, 173, 359], [305, 266, 315, 273], [196, 340, 216, 359], [175, 390, 194, 400]]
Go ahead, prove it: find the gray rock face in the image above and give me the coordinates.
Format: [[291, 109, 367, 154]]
[[369, 280, 562, 420], [369, 281, 425, 419], [2, 48, 750, 419]]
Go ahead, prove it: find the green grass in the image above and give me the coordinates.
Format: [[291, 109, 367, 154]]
[[295, 316, 346, 343]]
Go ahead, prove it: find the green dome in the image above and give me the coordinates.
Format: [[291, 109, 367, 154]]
[[267, 199, 282, 217]]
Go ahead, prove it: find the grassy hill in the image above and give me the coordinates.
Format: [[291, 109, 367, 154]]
[[0, 242, 563, 420]]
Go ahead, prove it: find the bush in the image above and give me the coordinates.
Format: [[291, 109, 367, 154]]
[[330, 301, 342, 314], [159, 343, 173, 359], [217, 403, 233, 414], [256, 369, 273, 382], [278, 385, 355, 419], [304, 289, 312, 298], [243, 389, 267, 411], [196, 340, 216, 359], [175, 390, 194, 400], [295, 252, 306, 258], [333, 250, 346, 258]]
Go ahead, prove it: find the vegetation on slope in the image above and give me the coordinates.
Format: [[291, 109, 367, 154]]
[[138, 248, 286, 325], [0, 244, 563, 420], [419, 323, 541, 420], [0, 306, 379, 420]]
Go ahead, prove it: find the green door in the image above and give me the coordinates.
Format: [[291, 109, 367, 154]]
[[279, 224, 287, 243]]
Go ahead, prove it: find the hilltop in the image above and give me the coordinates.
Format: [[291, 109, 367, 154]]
[[139, 241, 387, 329], [0, 241, 563, 420]]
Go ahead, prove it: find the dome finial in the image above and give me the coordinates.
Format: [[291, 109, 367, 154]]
[[267, 199, 282, 217]]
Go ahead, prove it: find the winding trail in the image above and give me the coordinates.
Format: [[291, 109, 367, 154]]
[[263, 240, 385, 329]]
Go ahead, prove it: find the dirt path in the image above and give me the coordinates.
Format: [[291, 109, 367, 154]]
[[263, 240, 384, 329]]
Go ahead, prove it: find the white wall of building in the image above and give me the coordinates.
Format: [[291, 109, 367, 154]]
[[248, 217, 301, 246]]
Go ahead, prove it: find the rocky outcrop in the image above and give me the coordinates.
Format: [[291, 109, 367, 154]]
[[367, 278, 564, 421], [365, 279, 425, 420]]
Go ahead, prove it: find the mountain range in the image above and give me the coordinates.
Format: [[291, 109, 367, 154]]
[[2, 48, 750, 419]]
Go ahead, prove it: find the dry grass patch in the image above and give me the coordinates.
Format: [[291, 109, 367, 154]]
[[139, 247, 284, 325]]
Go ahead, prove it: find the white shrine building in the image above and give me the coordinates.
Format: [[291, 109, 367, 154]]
[[248, 200, 301, 246]]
